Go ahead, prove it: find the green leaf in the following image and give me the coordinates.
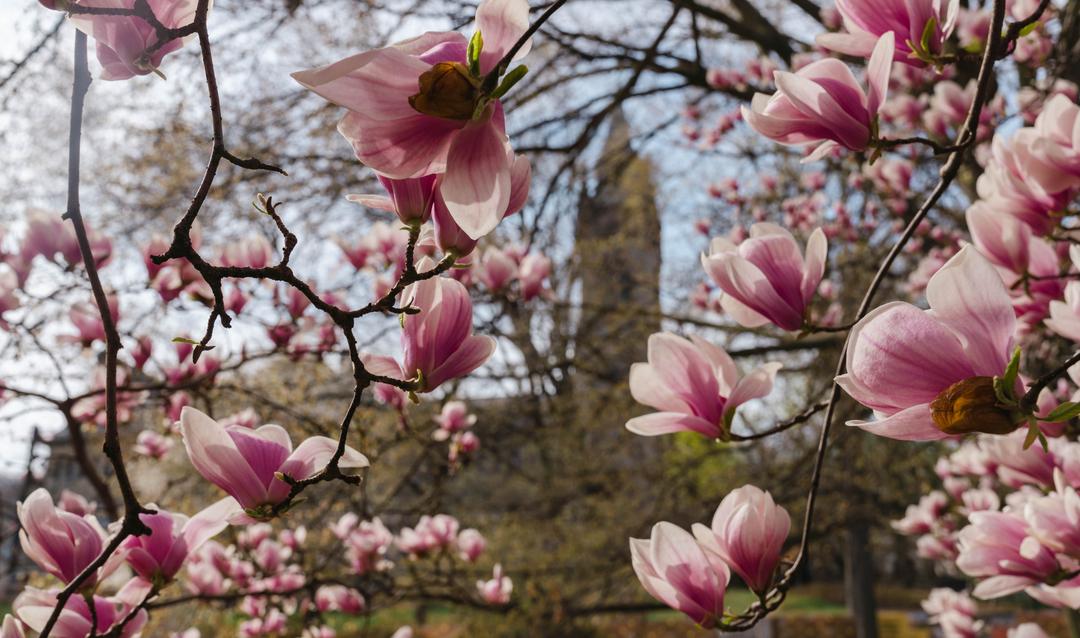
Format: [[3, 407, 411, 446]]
[[1018, 21, 1040, 37], [1043, 401, 1080, 422], [467, 30, 484, 77], [919, 16, 938, 57], [1002, 346, 1022, 389], [172, 336, 206, 347], [1022, 423, 1040, 449], [993, 377, 1013, 406], [490, 64, 528, 100]]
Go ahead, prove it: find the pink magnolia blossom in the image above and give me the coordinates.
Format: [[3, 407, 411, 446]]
[[57, 490, 96, 517], [348, 175, 438, 225], [66, 0, 203, 81], [743, 32, 893, 160], [343, 517, 394, 574], [65, 296, 119, 346], [134, 429, 174, 459], [179, 407, 369, 521], [922, 587, 977, 619], [292, 0, 533, 239], [17, 488, 114, 586], [401, 276, 496, 391], [630, 522, 729, 627], [817, 0, 958, 64], [315, 585, 366, 614], [692, 485, 790, 593], [837, 246, 1020, 441], [1022, 470, 1080, 557], [477, 563, 513, 604], [892, 491, 948, 535], [21, 210, 111, 270], [518, 252, 551, 301], [220, 235, 274, 269], [701, 223, 827, 330], [477, 247, 517, 292], [122, 498, 235, 584], [361, 353, 408, 411], [457, 528, 486, 562], [627, 332, 781, 439], [434, 400, 476, 441], [449, 430, 480, 463], [185, 561, 228, 596], [13, 588, 146, 638], [1033, 95, 1080, 181], [966, 202, 1038, 275], [955, 510, 1058, 599]]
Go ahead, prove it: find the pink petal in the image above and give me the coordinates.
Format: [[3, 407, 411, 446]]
[[625, 412, 721, 438], [440, 113, 513, 239], [846, 402, 951, 441], [865, 32, 894, 117], [291, 47, 430, 122], [475, 0, 532, 74], [180, 407, 269, 510], [925, 246, 1015, 376]]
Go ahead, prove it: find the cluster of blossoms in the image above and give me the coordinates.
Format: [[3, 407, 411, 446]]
[[630, 486, 790, 627], [895, 432, 1080, 608]]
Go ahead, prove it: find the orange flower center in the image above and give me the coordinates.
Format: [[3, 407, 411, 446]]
[[929, 376, 1020, 436], [409, 62, 480, 121]]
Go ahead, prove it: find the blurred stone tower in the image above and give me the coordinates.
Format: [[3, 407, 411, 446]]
[[572, 107, 662, 384]]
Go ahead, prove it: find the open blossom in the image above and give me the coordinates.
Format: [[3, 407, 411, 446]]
[[892, 491, 948, 535], [955, 510, 1058, 599], [837, 246, 1022, 441], [343, 517, 394, 574], [122, 498, 236, 584], [518, 253, 551, 301], [220, 235, 274, 269], [477, 564, 513, 604], [692, 486, 790, 593], [21, 210, 111, 270], [179, 407, 369, 521], [13, 588, 147, 638], [817, 0, 957, 63], [627, 332, 781, 439], [476, 247, 517, 292], [133, 429, 173, 459], [293, 0, 532, 239], [62, 0, 203, 81], [65, 296, 119, 346], [397, 514, 460, 556], [743, 32, 893, 161], [17, 488, 114, 586], [434, 400, 476, 440], [702, 223, 827, 331], [457, 528, 486, 562], [315, 585, 366, 614], [401, 276, 496, 391], [630, 522, 729, 627]]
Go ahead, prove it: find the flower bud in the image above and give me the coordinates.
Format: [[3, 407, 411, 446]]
[[930, 376, 1020, 436]]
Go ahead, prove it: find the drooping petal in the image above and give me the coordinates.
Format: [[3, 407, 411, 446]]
[[625, 412, 721, 438], [440, 113, 513, 239], [847, 403, 950, 441]]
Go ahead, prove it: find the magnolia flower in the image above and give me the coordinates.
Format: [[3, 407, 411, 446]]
[[17, 488, 113, 586], [701, 223, 827, 331], [343, 517, 394, 574], [348, 175, 438, 225], [630, 522, 729, 627], [220, 235, 274, 269], [434, 400, 476, 441], [518, 253, 551, 301], [743, 32, 893, 161], [818, 0, 958, 64], [477, 564, 513, 604], [837, 247, 1022, 441], [122, 498, 236, 584], [57, 490, 96, 517], [133, 429, 173, 459], [692, 485, 790, 593], [13, 588, 146, 638], [63, 0, 203, 81], [401, 276, 496, 391], [1034, 95, 1080, 181], [293, 0, 533, 239], [956, 510, 1058, 599], [626, 332, 781, 439], [179, 407, 369, 521], [457, 528, 487, 562], [477, 247, 518, 292], [315, 585, 366, 614]]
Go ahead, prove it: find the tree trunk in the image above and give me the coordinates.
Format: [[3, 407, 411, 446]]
[[844, 522, 879, 638]]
